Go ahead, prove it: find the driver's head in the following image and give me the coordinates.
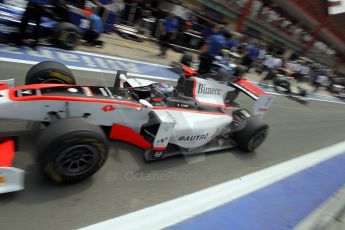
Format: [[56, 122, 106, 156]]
[[152, 83, 174, 101]]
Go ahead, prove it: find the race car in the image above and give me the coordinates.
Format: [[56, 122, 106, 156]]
[[271, 72, 309, 104], [0, 0, 116, 49], [0, 61, 274, 193]]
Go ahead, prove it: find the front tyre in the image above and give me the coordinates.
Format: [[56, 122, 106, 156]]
[[26, 61, 76, 85], [232, 116, 269, 152], [54, 22, 81, 50], [37, 119, 108, 183]]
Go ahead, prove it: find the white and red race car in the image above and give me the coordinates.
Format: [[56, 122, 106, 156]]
[[0, 61, 274, 193]]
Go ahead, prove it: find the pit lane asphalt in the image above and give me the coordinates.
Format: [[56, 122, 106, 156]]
[[0, 61, 345, 230]]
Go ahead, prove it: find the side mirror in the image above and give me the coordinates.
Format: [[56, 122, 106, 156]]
[[139, 99, 153, 109]]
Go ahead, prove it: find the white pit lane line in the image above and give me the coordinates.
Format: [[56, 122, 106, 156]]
[[79, 141, 345, 230], [0, 57, 177, 82], [0, 56, 344, 105]]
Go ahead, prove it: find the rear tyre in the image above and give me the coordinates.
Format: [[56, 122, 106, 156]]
[[273, 80, 290, 93], [224, 88, 240, 104], [37, 118, 108, 183], [26, 61, 76, 85], [232, 116, 269, 152], [54, 22, 81, 50]]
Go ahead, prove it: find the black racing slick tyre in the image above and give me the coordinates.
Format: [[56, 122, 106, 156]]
[[54, 22, 81, 50], [180, 52, 193, 67], [26, 61, 76, 85], [224, 88, 240, 105], [232, 116, 269, 152], [37, 118, 108, 184]]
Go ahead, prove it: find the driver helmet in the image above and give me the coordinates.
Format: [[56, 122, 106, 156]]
[[151, 83, 175, 101]]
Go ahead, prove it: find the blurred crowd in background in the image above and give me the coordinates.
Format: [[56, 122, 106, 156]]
[[3, 0, 344, 94]]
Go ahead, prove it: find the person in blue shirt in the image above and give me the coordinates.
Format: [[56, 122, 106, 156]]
[[66, 0, 103, 9], [227, 37, 240, 50], [159, 12, 179, 57], [197, 24, 226, 74], [241, 42, 260, 72], [16, 0, 69, 48]]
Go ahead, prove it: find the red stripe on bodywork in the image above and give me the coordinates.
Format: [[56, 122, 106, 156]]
[[152, 147, 167, 151], [0, 84, 8, 90], [236, 79, 267, 96], [192, 77, 197, 98], [0, 139, 15, 167], [182, 66, 198, 77], [153, 106, 230, 116], [81, 9, 94, 16], [8, 84, 141, 108], [109, 124, 152, 149]]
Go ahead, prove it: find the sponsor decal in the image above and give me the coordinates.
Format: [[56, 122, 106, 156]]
[[176, 103, 190, 108], [197, 84, 221, 95], [0, 175, 6, 184], [178, 134, 209, 142], [82, 87, 93, 97], [237, 79, 266, 97], [22, 89, 33, 95], [105, 87, 114, 99], [99, 87, 109, 97], [0, 45, 179, 80], [0, 24, 18, 34], [4, 0, 28, 8], [102, 105, 115, 112], [157, 137, 169, 144], [68, 88, 78, 93]]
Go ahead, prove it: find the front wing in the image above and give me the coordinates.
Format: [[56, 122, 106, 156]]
[[0, 138, 25, 193]]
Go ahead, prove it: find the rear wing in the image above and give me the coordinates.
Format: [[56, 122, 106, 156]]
[[231, 79, 275, 118], [232, 78, 266, 100]]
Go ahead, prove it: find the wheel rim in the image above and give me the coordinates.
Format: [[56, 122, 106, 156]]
[[56, 145, 99, 176], [63, 31, 79, 48], [153, 151, 163, 158], [249, 129, 267, 150]]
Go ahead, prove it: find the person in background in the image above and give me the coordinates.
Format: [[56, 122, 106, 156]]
[[241, 41, 260, 72], [66, 0, 103, 9], [259, 53, 282, 85], [257, 44, 267, 61], [227, 34, 240, 51], [158, 12, 179, 58], [292, 60, 302, 81], [314, 71, 328, 93], [198, 24, 227, 74], [299, 62, 310, 82], [16, 0, 69, 48]]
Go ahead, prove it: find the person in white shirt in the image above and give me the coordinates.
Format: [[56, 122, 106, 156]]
[[314, 74, 328, 93], [292, 61, 303, 81], [259, 54, 282, 85], [299, 64, 310, 81]]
